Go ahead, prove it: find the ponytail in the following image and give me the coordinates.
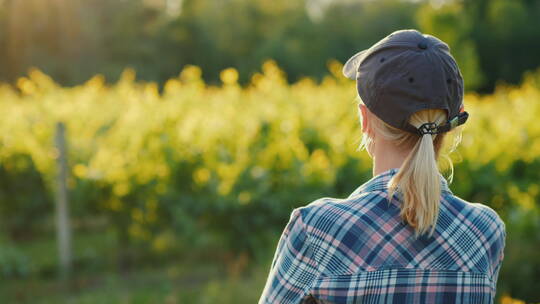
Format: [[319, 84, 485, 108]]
[[357, 97, 454, 238], [387, 129, 442, 238]]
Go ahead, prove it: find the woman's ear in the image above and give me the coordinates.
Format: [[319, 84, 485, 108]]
[[359, 103, 370, 134]]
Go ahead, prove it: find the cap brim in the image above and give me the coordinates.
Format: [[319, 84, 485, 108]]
[[342, 49, 367, 80]]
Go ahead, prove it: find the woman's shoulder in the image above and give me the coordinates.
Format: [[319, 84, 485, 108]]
[[293, 192, 386, 229], [446, 194, 506, 232], [298, 191, 377, 211], [443, 194, 507, 262]]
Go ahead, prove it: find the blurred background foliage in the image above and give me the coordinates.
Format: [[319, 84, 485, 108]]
[[1, 0, 540, 92], [0, 0, 539, 303]]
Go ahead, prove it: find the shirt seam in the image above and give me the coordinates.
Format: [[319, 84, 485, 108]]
[[297, 208, 319, 271], [320, 266, 492, 277], [318, 267, 497, 289], [315, 269, 497, 297]]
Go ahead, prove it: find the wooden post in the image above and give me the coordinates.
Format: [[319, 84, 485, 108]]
[[55, 122, 72, 279]]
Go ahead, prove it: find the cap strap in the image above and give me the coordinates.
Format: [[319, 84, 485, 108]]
[[435, 111, 469, 133], [416, 111, 469, 135]]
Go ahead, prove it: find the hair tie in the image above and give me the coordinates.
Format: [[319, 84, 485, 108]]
[[417, 122, 438, 135]]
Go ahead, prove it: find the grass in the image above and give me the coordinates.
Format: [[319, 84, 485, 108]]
[[3, 264, 268, 304], [1, 228, 269, 304]]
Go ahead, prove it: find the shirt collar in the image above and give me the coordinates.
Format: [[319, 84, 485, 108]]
[[348, 167, 453, 198]]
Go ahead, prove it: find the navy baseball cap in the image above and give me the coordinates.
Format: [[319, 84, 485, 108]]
[[342, 29, 469, 135]]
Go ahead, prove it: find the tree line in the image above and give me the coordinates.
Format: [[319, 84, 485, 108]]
[[1, 0, 539, 92]]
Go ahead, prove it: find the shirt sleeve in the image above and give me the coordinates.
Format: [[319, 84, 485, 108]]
[[258, 208, 320, 304], [491, 221, 506, 291]]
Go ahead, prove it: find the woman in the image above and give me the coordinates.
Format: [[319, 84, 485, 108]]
[[258, 29, 506, 304]]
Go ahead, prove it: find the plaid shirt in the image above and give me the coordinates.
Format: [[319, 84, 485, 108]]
[[258, 168, 506, 304]]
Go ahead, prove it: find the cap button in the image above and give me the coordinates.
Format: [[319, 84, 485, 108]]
[[418, 41, 428, 50]]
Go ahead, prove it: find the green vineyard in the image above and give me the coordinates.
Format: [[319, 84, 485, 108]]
[[0, 60, 538, 303]]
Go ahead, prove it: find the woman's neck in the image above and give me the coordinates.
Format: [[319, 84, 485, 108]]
[[372, 138, 411, 176]]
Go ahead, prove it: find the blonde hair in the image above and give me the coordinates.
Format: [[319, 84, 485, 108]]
[[356, 97, 462, 238]]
